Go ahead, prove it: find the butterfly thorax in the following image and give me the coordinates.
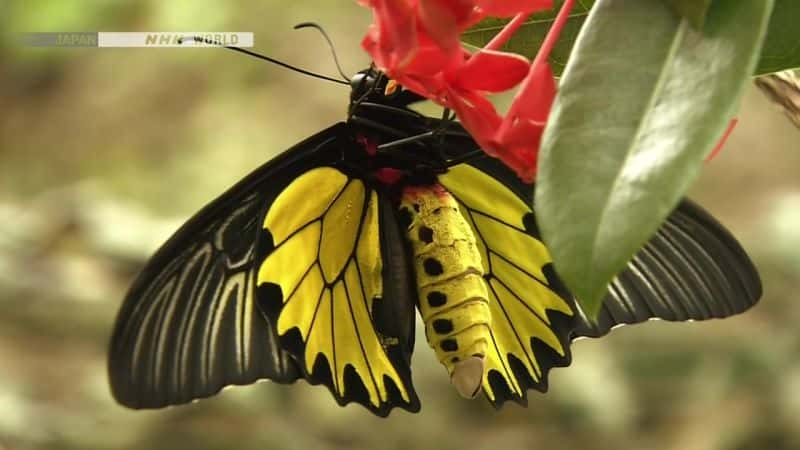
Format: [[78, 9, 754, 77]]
[[346, 68, 497, 398], [346, 68, 461, 200], [345, 67, 475, 187]]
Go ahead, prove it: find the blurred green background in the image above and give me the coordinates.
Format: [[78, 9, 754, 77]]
[[1, 2, 799, 450]]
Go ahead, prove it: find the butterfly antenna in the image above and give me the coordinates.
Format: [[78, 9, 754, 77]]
[[178, 35, 349, 85], [293, 22, 350, 82]]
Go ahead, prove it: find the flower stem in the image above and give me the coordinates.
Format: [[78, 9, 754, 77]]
[[484, 12, 532, 51], [532, 0, 576, 69]]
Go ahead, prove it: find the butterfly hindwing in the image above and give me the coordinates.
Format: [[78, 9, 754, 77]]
[[574, 199, 762, 338], [437, 154, 761, 408], [256, 166, 420, 416], [111, 124, 419, 415], [439, 163, 575, 407]]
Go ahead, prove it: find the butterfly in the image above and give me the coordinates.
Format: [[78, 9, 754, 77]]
[[108, 67, 762, 417]]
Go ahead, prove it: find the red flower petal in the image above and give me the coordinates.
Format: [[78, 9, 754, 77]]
[[452, 49, 529, 92], [481, 62, 555, 182], [404, 33, 466, 77], [476, 0, 552, 16], [418, 0, 480, 53], [495, 61, 556, 145], [362, 0, 420, 70], [498, 141, 540, 182], [446, 87, 503, 151]]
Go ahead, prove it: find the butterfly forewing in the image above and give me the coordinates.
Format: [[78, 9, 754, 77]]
[[109, 126, 345, 408]]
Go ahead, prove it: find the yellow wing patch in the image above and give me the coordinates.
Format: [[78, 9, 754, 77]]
[[439, 164, 575, 404], [258, 167, 411, 410]]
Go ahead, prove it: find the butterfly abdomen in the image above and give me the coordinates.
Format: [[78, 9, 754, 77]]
[[399, 184, 491, 399]]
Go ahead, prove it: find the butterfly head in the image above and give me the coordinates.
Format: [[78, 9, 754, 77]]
[[350, 68, 388, 101], [349, 67, 424, 110]]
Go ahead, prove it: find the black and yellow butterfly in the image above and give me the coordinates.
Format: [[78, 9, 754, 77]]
[[108, 67, 761, 417]]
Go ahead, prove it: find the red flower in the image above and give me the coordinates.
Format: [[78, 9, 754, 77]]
[[360, 0, 419, 71], [417, 0, 482, 55], [492, 62, 557, 181], [362, 2, 532, 108], [360, 0, 575, 181], [475, 0, 553, 17]]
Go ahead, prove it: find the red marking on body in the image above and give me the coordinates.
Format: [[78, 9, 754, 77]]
[[376, 168, 404, 185], [357, 134, 379, 156], [402, 184, 448, 201], [357, 134, 406, 186]]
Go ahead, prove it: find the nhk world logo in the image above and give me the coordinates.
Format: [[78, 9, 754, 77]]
[[20, 32, 253, 48]]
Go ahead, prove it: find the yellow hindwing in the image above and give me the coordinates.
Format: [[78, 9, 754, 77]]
[[439, 164, 575, 403], [257, 167, 410, 409]]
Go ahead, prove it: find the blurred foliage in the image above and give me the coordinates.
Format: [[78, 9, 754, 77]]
[[756, 70, 800, 129], [1, 2, 799, 450]]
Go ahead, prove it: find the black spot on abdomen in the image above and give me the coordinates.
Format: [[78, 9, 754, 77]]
[[418, 226, 434, 243], [427, 291, 447, 307], [432, 319, 454, 335], [440, 339, 458, 352], [423, 258, 443, 276]]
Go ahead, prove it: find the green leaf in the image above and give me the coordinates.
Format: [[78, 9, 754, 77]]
[[535, 0, 773, 318], [660, 0, 713, 29], [461, 1, 595, 75], [464, 0, 799, 75], [756, 0, 800, 74]]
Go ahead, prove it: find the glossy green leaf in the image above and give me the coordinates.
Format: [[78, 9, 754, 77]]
[[535, 0, 773, 318], [757, 0, 800, 74], [462, 1, 595, 75], [660, 0, 713, 29]]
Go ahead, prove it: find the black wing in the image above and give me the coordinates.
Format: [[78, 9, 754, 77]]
[[109, 124, 346, 408], [574, 199, 762, 338]]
